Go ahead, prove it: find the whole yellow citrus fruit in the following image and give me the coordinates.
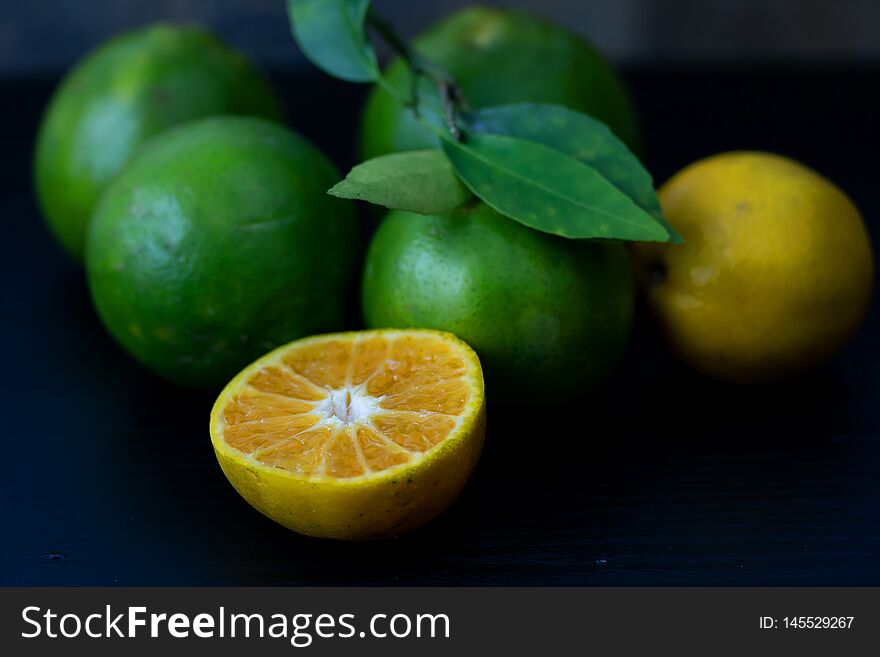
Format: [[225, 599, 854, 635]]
[[633, 152, 874, 382], [210, 329, 486, 540], [35, 24, 283, 261]]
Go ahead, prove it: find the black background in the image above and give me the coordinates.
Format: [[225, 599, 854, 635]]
[[3, 65, 879, 585], [5, 0, 880, 75]]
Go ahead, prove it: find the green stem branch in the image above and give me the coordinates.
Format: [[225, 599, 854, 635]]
[[366, 8, 466, 141]]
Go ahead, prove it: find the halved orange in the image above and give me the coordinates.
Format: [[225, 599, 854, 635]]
[[210, 329, 486, 539]]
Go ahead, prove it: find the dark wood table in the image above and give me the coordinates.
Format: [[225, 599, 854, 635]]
[[3, 67, 878, 585]]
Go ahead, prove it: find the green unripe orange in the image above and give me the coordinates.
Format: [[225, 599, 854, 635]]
[[361, 204, 635, 405], [87, 117, 358, 389], [360, 6, 640, 161], [35, 24, 283, 261]]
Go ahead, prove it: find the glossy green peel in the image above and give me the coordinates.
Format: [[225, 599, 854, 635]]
[[35, 24, 283, 261], [362, 204, 635, 404], [86, 117, 358, 389]]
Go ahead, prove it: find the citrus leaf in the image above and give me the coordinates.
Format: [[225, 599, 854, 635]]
[[466, 103, 682, 243], [440, 132, 671, 242], [328, 150, 471, 214], [288, 0, 379, 82]]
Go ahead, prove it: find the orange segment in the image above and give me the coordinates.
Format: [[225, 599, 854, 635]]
[[213, 330, 483, 480], [355, 426, 410, 472], [223, 414, 321, 453], [223, 388, 316, 424], [372, 412, 456, 452], [366, 335, 468, 398], [324, 429, 366, 478], [282, 339, 352, 388], [248, 366, 327, 401], [253, 425, 336, 475], [380, 379, 471, 414], [351, 336, 390, 385]]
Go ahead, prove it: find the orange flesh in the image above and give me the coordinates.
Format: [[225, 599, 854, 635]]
[[218, 334, 471, 479]]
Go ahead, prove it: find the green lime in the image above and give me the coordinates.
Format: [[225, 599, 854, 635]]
[[35, 23, 283, 261], [360, 6, 640, 161], [361, 204, 635, 405], [86, 117, 358, 389]]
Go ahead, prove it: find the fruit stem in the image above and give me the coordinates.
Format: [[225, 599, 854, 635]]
[[366, 8, 467, 141]]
